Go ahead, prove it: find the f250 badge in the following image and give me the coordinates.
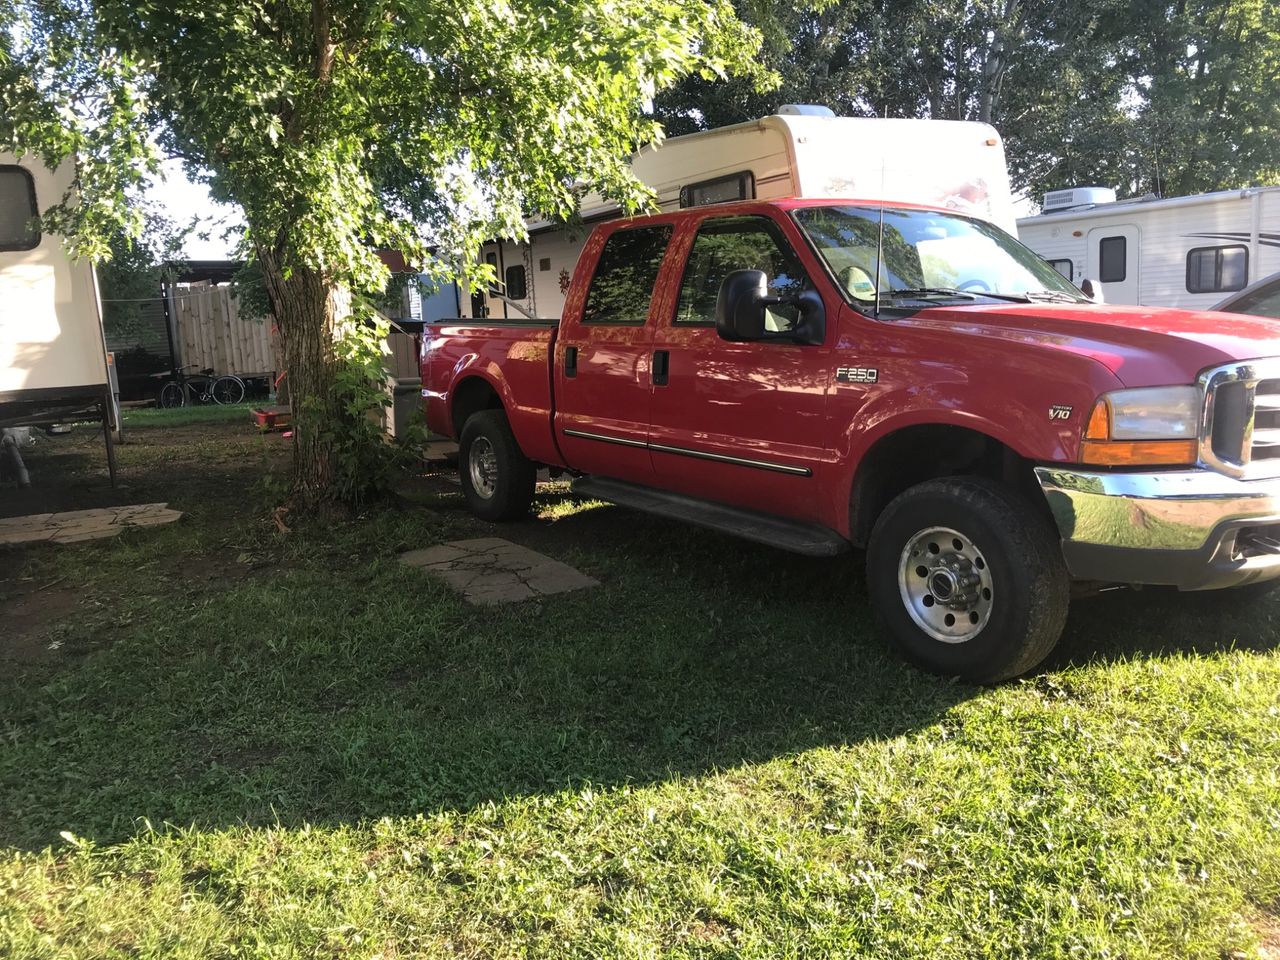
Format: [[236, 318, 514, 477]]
[[1049, 405, 1073, 421], [836, 367, 879, 384]]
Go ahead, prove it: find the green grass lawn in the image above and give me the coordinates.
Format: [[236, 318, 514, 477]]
[[1, 411, 1278, 958], [121, 400, 260, 429]]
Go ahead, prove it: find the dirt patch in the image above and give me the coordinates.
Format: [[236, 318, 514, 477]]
[[1256, 910, 1280, 960], [0, 581, 86, 662], [0, 418, 288, 520], [184, 734, 284, 774], [686, 918, 736, 944]]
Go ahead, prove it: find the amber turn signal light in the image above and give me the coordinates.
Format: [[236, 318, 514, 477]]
[[1080, 439, 1198, 466], [1084, 400, 1110, 440]]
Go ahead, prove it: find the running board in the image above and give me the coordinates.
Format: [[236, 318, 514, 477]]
[[572, 477, 850, 557]]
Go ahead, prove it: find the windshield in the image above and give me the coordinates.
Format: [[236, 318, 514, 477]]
[[793, 205, 1087, 305]]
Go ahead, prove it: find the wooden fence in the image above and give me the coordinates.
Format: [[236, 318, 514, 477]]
[[173, 282, 275, 378]]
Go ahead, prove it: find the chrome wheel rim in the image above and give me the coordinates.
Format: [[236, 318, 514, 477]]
[[897, 525, 993, 643], [468, 437, 498, 499]]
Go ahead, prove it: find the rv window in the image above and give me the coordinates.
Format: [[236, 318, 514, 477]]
[[0, 166, 40, 251], [581, 225, 673, 325], [485, 252, 499, 293], [1048, 258, 1073, 281], [1098, 236, 1126, 283], [505, 264, 528, 300], [680, 172, 755, 209], [1186, 245, 1248, 294], [675, 216, 811, 331]]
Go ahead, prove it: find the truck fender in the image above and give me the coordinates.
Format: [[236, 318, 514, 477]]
[[831, 404, 1079, 545], [447, 360, 513, 435]]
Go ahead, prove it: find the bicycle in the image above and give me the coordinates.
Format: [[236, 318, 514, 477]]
[[157, 366, 247, 408]]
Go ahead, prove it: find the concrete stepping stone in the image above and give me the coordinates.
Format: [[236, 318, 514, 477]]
[[0, 504, 183, 547], [400, 537, 598, 605]]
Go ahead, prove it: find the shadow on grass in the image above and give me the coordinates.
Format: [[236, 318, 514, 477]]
[[0, 494, 979, 851], [0, 417, 284, 521], [5, 472, 1280, 852], [1052, 581, 1280, 667]]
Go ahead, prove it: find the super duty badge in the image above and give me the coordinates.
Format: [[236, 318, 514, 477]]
[[836, 367, 879, 384]]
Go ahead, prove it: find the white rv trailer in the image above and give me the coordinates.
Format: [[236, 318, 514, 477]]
[[466, 107, 1016, 321], [0, 153, 117, 480], [1017, 185, 1280, 309]]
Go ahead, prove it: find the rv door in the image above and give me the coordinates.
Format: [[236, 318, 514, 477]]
[[1086, 224, 1140, 305]]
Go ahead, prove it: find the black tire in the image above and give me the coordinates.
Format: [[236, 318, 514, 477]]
[[458, 409, 536, 521], [866, 476, 1070, 683], [212, 375, 246, 405], [158, 382, 185, 408]]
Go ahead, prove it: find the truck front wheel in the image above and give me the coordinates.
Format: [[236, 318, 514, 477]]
[[866, 477, 1069, 683], [458, 410, 537, 521]]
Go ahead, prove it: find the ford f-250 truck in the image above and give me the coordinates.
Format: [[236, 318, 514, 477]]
[[423, 197, 1280, 682]]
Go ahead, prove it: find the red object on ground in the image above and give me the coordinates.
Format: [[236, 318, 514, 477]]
[[251, 406, 292, 431]]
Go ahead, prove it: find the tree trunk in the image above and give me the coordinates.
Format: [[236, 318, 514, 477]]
[[256, 243, 350, 511]]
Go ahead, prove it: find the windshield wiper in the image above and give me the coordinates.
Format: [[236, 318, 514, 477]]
[[1022, 290, 1086, 304], [886, 287, 978, 301]]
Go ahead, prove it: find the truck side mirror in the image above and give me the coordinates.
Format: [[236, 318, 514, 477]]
[[715, 269, 769, 341], [715, 270, 828, 345], [1080, 278, 1105, 303]]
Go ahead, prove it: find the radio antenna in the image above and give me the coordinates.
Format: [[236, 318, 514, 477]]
[[874, 152, 886, 319]]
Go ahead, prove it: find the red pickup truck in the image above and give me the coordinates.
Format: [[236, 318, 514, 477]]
[[423, 198, 1280, 681]]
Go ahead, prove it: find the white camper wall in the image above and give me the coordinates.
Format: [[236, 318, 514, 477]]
[[526, 228, 590, 320], [1018, 188, 1280, 309], [1258, 189, 1280, 285], [1013, 220, 1087, 287], [1135, 196, 1255, 310], [0, 154, 108, 397], [783, 116, 1018, 234], [631, 120, 794, 210]]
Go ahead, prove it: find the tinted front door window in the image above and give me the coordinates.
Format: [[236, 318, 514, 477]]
[[675, 217, 810, 332]]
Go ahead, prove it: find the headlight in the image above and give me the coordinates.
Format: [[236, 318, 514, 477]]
[[1081, 386, 1202, 466], [1098, 386, 1201, 439]]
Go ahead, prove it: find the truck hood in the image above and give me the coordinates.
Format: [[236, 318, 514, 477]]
[[909, 302, 1280, 387]]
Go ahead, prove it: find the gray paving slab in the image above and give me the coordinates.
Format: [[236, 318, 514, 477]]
[[0, 504, 182, 547], [400, 537, 598, 605]]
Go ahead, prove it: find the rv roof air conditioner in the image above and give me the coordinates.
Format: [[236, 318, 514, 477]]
[[1042, 186, 1118, 212], [777, 104, 837, 117]]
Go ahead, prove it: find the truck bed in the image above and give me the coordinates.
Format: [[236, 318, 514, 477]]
[[420, 318, 563, 468]]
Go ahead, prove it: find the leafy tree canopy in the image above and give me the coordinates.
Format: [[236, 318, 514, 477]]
[[3, 0, 766, 286], [654, 0, 1280, 204], [1, 0, 768, 508]]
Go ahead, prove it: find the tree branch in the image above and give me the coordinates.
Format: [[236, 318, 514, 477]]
[[312, 0, 335, 84]]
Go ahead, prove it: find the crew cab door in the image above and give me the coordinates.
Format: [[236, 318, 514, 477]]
[[552, 221, 676, 481], [647, 213, 831, 522]]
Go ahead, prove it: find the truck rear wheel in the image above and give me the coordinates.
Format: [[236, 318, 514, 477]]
[[459, 410, 537, 521], [866, 477, 1069, 683]]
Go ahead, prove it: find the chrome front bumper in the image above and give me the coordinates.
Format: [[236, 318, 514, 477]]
[[1035, 466, 1280, 590]]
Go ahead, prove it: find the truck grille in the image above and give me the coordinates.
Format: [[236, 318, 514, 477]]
[[1251, 380, 1280, 464], [1202, 361, 1280, 478]]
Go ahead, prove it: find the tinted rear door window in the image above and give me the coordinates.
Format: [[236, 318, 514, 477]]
[[581, 225, 673, 325]]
